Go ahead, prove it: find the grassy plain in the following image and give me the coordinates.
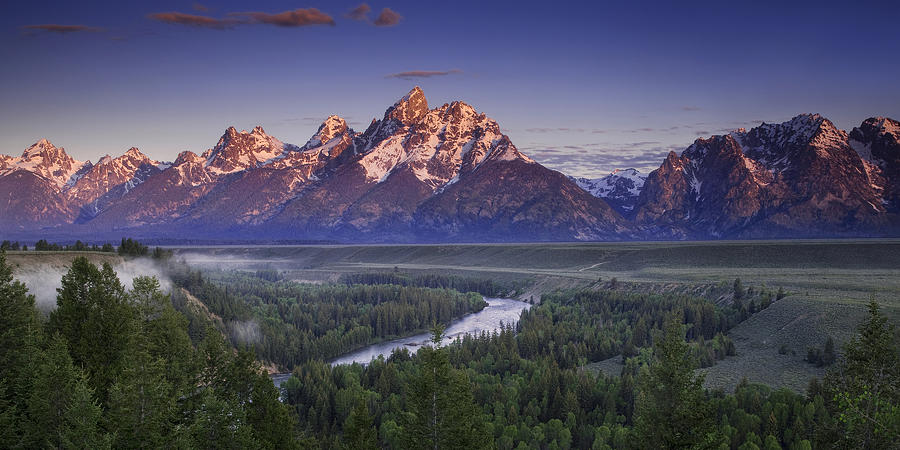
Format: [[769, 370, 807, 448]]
[[172, 240, 900, 392]]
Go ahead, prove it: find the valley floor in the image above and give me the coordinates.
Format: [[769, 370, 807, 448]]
[[172, 239, 900, 392]]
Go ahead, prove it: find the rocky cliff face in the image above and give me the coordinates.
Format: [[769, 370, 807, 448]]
[[849, 117, 900, 212], [634, 114, 892, 238]]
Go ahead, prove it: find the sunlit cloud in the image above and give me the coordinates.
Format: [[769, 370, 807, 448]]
[[148, 12, 239, 29], [192, 3, 210, 12], [373, 8, 402, 26], [346, 4, 371, 21], [385, 69, 462, 80], [150, 8, 335, 29], [21, 24, 102, 34], [232, 8, 336, 27]]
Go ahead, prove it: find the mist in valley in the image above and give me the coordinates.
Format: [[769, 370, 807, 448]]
[[13, 258, 173, 312]]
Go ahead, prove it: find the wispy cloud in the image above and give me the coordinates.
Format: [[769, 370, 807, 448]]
[[519, 142, 685, 177], [373, 8, 402, 26], [148, 12, 238, 29], [232, 8, 336, 27], [192, 3, 210, 12], [525, 127, 593, 133], [21, 24, 102, 34], [385, 69, 461, 80], [681, 106, 702, 111], [346, 4, 371, 21], [150, 8, 335, 29]]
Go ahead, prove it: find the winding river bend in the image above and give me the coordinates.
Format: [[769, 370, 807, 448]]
[[272, 297, 529, 387]]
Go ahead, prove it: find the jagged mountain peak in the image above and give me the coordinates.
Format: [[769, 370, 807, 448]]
[[304, 115, 350, 149], [357, 92, 533, 187], [729, 113, 850, 172], [861, 116, 900, 136], [123, 147, 148, 159], [204, 125, 290, 175], [174, 150, 202, 165], [217, 125, 272, 145], [7, 138, 88, 189], [571, 168, 647, 215], [685, 134, 742, 158], [743, 113, 839, 146], [22, 138, 63, 158], [385, 86, 429, 125], [417, 100, 487, 133], [850, 115, 900, 166]]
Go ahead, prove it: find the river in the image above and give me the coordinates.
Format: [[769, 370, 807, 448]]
[[272, 297, 529, 387]]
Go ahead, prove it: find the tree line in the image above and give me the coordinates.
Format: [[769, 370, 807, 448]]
[[340, 271, 506, 297], [170, 268, 488, 368], [2, 237, 171, 259]]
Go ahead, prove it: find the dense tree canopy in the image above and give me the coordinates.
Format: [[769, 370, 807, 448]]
[[1, 250, 897, 449], [0, 254, 299, 448]]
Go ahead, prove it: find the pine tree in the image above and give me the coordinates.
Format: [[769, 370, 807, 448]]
[[130, 276, 197, 395], [192, 328, 299, 449], [343, 400, 378, 450], [183, 390, 258, 449], [23, 334, 81, 448], [827, 300, 900, 449], [634, 313, 721, 449], [403, 324, 489, 449], [0, 251, 44, 448], [734, 278, 745, 301], [48, 258, 136, 405], [60, 372, 112, 450], [106, 345, 175, 449]]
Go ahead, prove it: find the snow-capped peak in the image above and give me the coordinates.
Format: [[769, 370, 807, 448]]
[[22, 138, 56, 158], [385, 86, 429, 125], [357, 94, 532, 188], [732, 113, 848, 172], [573, 168, 646, 197], [4, 138, 88, 189], [873, 117, 900, 137], [174, 150, 203, 165], [303, 115, 349, 149], [203, 126, 294, 175]]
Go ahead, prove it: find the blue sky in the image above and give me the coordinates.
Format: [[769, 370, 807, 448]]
[[2, 0, 899, 177]]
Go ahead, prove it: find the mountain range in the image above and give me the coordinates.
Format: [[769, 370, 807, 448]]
[[1, 88, 898, 242]]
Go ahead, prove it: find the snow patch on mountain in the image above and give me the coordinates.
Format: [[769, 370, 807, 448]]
[[1, 139, 89, 189], [572, 168, 646, 197]]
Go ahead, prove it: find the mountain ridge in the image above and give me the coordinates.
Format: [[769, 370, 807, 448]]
[[1, 94, 899, 242]]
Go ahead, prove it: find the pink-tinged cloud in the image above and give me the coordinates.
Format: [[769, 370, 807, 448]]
[[373, 8, 402, 26], [148, 12, 239, 29], [385, 69, 462, 80], [235, 8, 336, 27], [21, 24, 102, 34], [192, 3, 210, 12], [346, 4, 371, 21]]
